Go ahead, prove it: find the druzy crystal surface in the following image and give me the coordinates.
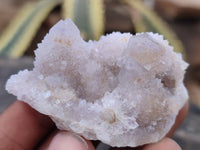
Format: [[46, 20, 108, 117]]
[[6, 18, 188, 147]]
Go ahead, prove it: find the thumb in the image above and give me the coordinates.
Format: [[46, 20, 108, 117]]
[[39, 131, 94, 150]]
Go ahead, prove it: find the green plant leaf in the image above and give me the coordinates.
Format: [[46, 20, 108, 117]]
[[122, 0, 186, 59], [0, 0, 62, 58], [62, 0, 105, 40]]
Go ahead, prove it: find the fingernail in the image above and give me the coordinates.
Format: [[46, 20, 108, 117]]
[[48, 131, 88, 150], [70, 132, 89, 150]]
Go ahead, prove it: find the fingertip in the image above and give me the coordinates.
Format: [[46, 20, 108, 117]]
[[143, 138, 181, 150], [45, 131, 94, 150]]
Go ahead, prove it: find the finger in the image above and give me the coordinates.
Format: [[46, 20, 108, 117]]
[[0, 101, 55, 150], [143, 137, 181, 150], [38, 130, 95, 150], [167, 101, 189, 137]]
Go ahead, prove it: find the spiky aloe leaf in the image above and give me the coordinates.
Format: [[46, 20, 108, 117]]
[[62, 0, 104, 40], [0, 0, 62, 58], [122, 0, 186, 59]]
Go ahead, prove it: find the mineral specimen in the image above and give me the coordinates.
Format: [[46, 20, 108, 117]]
[[6, 18, 188, 147]]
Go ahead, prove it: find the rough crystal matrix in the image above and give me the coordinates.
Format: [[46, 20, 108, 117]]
[[6, 18, 188, 147]]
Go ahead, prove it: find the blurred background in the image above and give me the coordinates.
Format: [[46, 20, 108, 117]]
[[0, 0, 200, 149]]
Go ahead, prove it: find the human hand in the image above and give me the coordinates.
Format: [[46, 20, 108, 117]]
[[0, 101, 188, 150]]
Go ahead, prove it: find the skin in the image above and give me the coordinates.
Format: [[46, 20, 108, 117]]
[[0, 100, 188, 150]]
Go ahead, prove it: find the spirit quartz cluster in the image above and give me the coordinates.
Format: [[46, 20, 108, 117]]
[[6, 18, 188, 147]]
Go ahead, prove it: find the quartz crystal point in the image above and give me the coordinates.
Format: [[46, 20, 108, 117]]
[[6, 18, 188, 147]]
